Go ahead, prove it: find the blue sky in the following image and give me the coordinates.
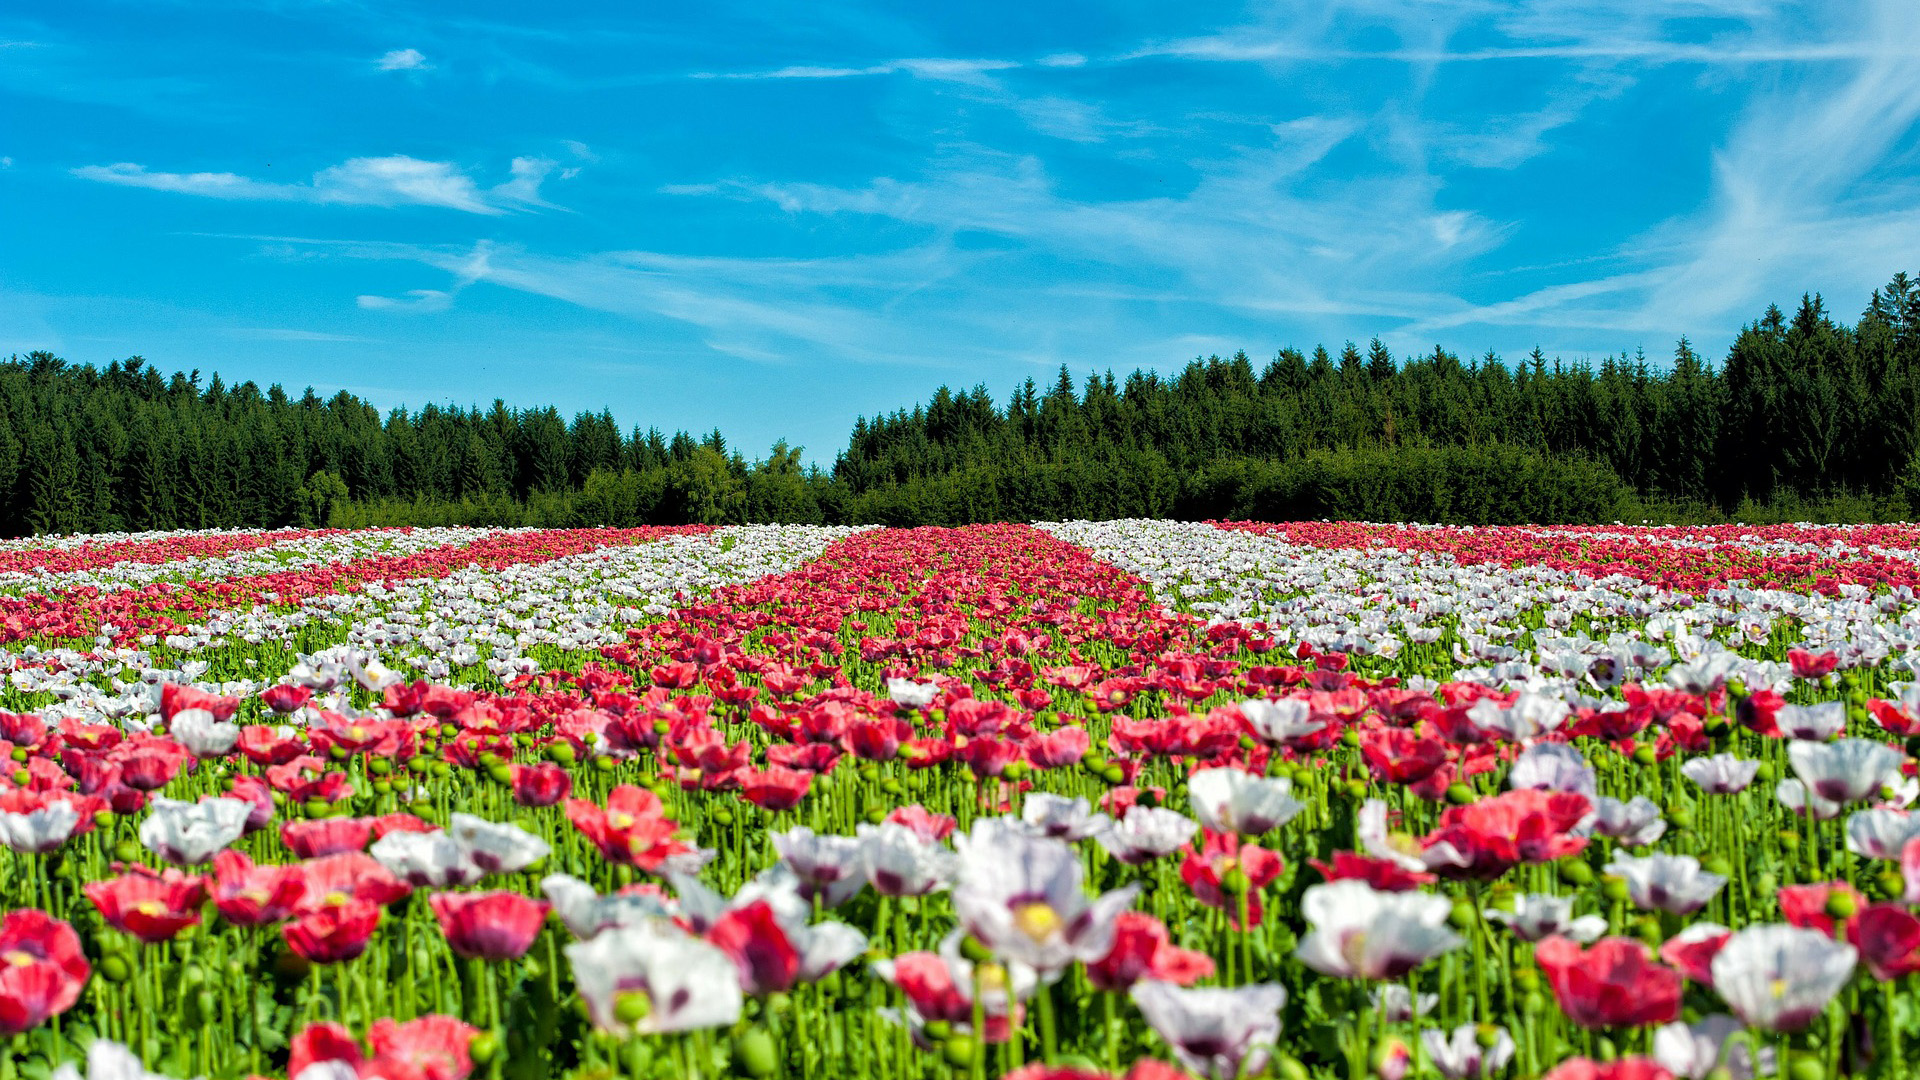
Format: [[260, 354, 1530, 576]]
[[5, 2, 1920, 465]]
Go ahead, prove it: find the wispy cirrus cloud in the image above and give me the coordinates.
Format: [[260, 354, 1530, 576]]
[[1406, 0, 1920, 340], [692, 56, 1020, 85], [72, 154, 565, 214]]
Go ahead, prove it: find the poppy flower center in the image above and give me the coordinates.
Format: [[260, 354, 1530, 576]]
[[3, 949, 37, 967], [133, 900, 170, 917], [1012, 901, 1063, 942], [608, 812, 635, 830], [613, 988, 653, 1025]]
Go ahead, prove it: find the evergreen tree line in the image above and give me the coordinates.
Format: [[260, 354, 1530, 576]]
[[4, 273, 1919, 535]]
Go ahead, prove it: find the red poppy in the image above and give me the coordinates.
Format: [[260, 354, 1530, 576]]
[[291, 852, 411, 913], [740, 765, 812, 811], [85, 869, 208, 943], [1423, 789, 1590, 880], [116, 747, 187, 792], [885, 805, 957, 842], [1025, 727, 1091, 770], [1777, 881, 1865, 938], [368, 1014, 482, 1080], [210, 849, 306, 927], [1535, 935, 1682, 1028], [366, 813, 438, 839], [284, 899, 383, 964], [161, 683, 240, 722], [1788, 649, 1840, 680], [846, 718, 911, 762], [509, 762, 572, 807], [282, 817, 373, 859], [880, 952, 1019, 1043], [288, 1022, 364, 1079], [0, 909, 89, 1035], [1086, 911, 1215, 992], [1850, 903, 1920, 981], [258, 684, 314, 715], [1657, 926, 1731, 986], [429, 891, 550, 961], [1179, 830, 1283, 928], [707, 900, 801, 995], [238, 726, 307, 767], [563, 785, 689, 871], [1360, 727, 1449, 784]]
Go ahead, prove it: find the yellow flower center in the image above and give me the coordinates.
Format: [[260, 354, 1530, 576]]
[[134, 900, 169, 917], [1012, 901, 1063, 942], [3, 949, 36, 967]]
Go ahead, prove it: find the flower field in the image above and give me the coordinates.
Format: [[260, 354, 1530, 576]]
[[7, 522, 1920, 1080]]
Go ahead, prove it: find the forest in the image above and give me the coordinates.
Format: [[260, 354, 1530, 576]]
[[4, 273, 1920, 534]]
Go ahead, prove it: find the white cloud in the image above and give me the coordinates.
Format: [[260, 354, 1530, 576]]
[[227, 328, 371, 342], [72, 154, 565, 214], [376, 48, 429, 72], [694, 57, 1019, 85], [356, 288, 454, 313], [1407, 0, 1920, 341]]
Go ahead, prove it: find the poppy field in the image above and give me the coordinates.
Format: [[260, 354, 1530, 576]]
[[9, 520, 1920, 1080]]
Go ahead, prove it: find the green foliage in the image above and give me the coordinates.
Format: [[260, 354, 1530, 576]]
[[6, 273, 1920, 533], [295, 470, 349, 527]]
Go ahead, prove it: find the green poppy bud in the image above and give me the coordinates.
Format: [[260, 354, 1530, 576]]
[[941, 1035, 977, 1069], [613, 990, 653, 1026], [958, 935, 993, 963], [1448, 900, 1477, 930], [1445, 783, 1476, 805], [592, 755, 615, 773], [1631, 745, 1659, 766], [367, 757, 392, 776], [1789, 1054, 1826, 1080], [1877, 869, 1904, 897], [112, 840, 142, 863], [1825, 891, 1859, 920], [99, 955, 132, 983], [1601, 875, 1631, 903], [734, 1029, 778, 1078], [1559, 861, 1595, 886], [1100, 765, 1125, 784], [711, 809, 735, 827], [547, 743, 577, 768]]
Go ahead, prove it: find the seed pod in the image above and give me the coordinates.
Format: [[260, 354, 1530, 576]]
[[733, 1028, 778, 1078]]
